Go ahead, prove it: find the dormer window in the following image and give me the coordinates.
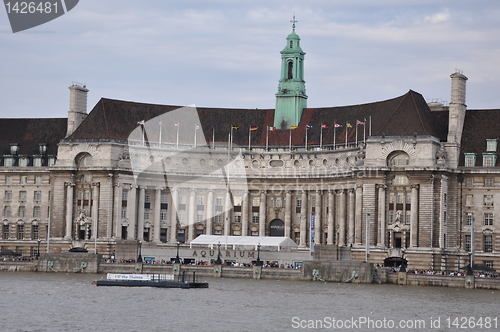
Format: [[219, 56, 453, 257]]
[[486, 139, 498, 152], [388, 151, 410, 167], [10, 143, 19, 155], [18, 157, 29, 167], [483, 153, 496, 167], [464, 153, 476, 167], [39, 143, 47, 155]]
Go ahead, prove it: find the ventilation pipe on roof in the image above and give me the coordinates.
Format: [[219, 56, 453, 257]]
[[66, 83, 89, 137], [447, 71, 468, 144]]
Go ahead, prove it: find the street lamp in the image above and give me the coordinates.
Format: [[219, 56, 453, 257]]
[[256, 243, 263, 266], [215, 241, 222, 265], [36, 238, 41, 259], [174, 241, 181, 264], [137, 240, 143, 263]]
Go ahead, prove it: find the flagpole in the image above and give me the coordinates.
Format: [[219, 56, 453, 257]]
[[230, 126, 233, 151], [345, 124, 348, 148], [364, 118, 366, 144], [289, 128, 292, 151], [266, 127, 269, 151], [334, 126, 336, 150], [369, 116, 372, 136], [212, 125, 215, 149], [194, 125, 198, 148], [176, 123, 179, 149], [305, 127, 308, 149], [320, 126, 323, 149], [158, 121, 162, 146], [227, 133, 230, 183], [356, 122, 358, 147], [248, 126, 251, 150]]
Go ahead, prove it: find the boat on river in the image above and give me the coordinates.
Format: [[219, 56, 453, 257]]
[[94, 271, 209, 288]]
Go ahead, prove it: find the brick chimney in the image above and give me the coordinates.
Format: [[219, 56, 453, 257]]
[[66, 83, 89, 137]]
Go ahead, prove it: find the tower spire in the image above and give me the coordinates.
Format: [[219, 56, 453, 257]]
[[291, 13, 297, 30]]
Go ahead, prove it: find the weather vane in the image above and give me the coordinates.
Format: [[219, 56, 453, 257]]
[[291, 13, 297, 30]]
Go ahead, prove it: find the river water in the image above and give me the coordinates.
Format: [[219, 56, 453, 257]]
[[1, 272, 499, 332]]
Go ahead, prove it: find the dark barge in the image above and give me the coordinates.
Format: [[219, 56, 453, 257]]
[[94, 271, 208, 288]]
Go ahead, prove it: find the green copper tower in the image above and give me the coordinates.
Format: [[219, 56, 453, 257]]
[[274, 16, 308, 129]]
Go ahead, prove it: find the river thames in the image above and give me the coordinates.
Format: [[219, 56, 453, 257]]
[[1, 272, 499, 332]]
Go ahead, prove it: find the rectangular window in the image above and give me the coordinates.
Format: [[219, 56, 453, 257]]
[[484, 235, 493, 252], [465, 177, 473, 188], [144, 209, 150, 220], [406, 194, 411, 204], [214, 214, 222, 223], [20, 176, 28, 184], [484, 260, 494, 269], [121, 207, 127, 218], [17, 225, 24, 239], [389, 192, 395, 204], [275, 197, 282, 207], [197, 212, 204, 222], [405, 210, 411, 224], [464, 234, 471, 252], [178, 195, 186, 205], [465, 195, 473, 206], [19, 158, 29, 167], [4, 206, 11, 218], [484, 213, 494, 226], [33, 158, 42, 167], [232, 196, 241, 206], [2, 224, 9, 239], [161, 193, 168, 204], [252, 197, 260, 207], [464, 153, 476, 167], [33, 206, 41, 218], [215, 197, 223, 206], [160, 209, 168, 221], [295, 213, 301, 225], [483, 154, 496, 167], [4, 190, 12, 201], [296, 197, 302, 208], [388, 210, 394, 223], [32, 225, 39, 240], [4, 158, 14, 167], [19, 206, 26, 218], [252, 212, 259, 223], [144, 192, 151, 204], [234, 212, 241, 222], [396, 192, 404, 204], [6, 176, 13, 184], [122, 190, 128, 201], [484, 195, 494, 207], [177, 211, 186, 222], [34, 191, 42, 201], [19, 191, 27, 201], [485, 177, 495, 187], [465, 212, 473, 226]]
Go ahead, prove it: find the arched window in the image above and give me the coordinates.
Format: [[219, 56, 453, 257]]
[[77, 154, 93, 168], [290, 41, 293, 48], [388, 152, 409, 167], [288, 61, 293, 79]]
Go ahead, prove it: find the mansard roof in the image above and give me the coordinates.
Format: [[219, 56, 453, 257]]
[[0, 118, 67, 156], [68, 90, 448, 148], [460, 109, 500, 166]]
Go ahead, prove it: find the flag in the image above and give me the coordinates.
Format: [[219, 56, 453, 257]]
[[290, 126, 298, 130], [321, 124, 328, 129], [174, 123, 179, 127], [250, 126, 258, 131], [346, 122, 352, 128], [306, 125, 313, 129], [137, 120, 145, 125], [268, 126, 276, 131], [334, 123, 342, 128], [158, 121, 162, 126], [195, 125, 200, 129], [232, 126, 239, 130], [357, 120, 365, 125]]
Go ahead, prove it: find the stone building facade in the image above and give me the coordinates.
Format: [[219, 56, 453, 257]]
[[1, 25, 499, 271]]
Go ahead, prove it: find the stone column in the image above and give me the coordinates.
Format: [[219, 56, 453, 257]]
[[410, 184, 419, 247], [153, 188, 161, 243], [377, 185, 386, 247], [355, 184, 363, 244], [284, 191, 292, 238], [259, 190, 266, 236], [327, 190, 334, 245], [315, 190, 322, 244], [106, 174, 114, 239], [137, 187, 145, 241], [241, 191, 249, 236], [347, 189, 355, 246], [205, 189, 214, 236], [188, 189, 196, 242], [299, 190, 308, 247], [338, 190, 346, 246], [114, 184, 122, 239], [224, 190, 232, 236], [92, 182, 100, 239], [127, 186, 137, 240], [169, 188, 178, 242], [64, 182, 74, 239]]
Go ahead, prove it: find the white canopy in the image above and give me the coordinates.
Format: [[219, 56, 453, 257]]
[[189, 235, 298, 251]]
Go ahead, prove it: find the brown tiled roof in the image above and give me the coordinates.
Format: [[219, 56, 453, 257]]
[[460, 109, 500, 166], [70, 91, 447, 148], [0, 118, 67, 155]]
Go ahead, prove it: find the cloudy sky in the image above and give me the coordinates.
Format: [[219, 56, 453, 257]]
[[1, 1, 499, 119]]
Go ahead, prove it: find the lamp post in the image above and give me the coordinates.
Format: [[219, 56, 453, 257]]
[[256, 243, 262, 266], [174, 241, 181, 264], [215, 241, 222, 265], [137, 240, 143, 263], [36, 238, 41, 259]]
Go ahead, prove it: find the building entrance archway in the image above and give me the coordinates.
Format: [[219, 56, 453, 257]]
[[269, 219, 285, 237]]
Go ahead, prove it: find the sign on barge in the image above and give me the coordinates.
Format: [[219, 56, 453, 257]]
[[94, 272, 209, 288]]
